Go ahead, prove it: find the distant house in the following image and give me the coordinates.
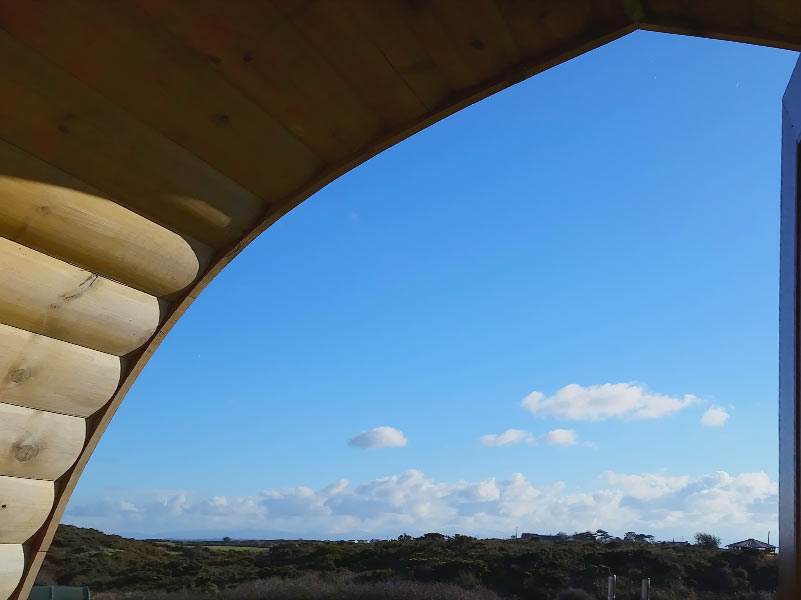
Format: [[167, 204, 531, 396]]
[[726, 538, 776, 553], [520, 533, 569, 541], [662, 541, 689, 546]]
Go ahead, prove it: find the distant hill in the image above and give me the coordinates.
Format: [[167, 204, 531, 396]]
[[38, 525, 778, 599]]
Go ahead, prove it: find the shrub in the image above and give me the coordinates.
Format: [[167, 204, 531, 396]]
[[94, 573, 503, 600], [555, 589, 593, 600]]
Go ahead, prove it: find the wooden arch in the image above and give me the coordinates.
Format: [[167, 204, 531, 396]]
[[0, 2, 799, 598]]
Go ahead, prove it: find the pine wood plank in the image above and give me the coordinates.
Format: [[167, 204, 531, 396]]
[[0, 0, 323, 203], [135, 0, 384, 162], [0, 477, 53, 543], [271, 0, 429, 129], [391, 1, 484, 91], [341, 1, 452, 111], [0, 404, 85, 481], [426, 0, 519, 85], [0, 322, 121, 418], [0, 238, 161, 356], [0, 545, 23, 600], [0, 140, 210, 297], [493, 0, 629, 64], [0, 28, 261, 249]]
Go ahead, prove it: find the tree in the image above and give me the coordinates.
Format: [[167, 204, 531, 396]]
[[595, 529, 613, 542], [695, 532, 721, 549], [623, 532, 654, 544], [222, 536, 231, 543]]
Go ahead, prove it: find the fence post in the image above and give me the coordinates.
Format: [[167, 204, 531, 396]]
[[607, 574, 616, 600], [641, 578, 651, 600]]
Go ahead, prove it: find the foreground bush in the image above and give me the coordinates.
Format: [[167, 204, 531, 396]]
[[94, 573, 503, 600]]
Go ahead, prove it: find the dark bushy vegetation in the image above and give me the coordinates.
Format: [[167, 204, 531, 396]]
[[94, 575, 502, 600], [39, 525, 778, 599]]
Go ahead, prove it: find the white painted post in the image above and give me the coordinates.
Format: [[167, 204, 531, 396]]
[[607, 574, 616, 600], [641, 578, 651, 600]]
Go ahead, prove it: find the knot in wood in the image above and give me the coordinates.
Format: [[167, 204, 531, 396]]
[[14, 443, 39, 462], [9, 367, 31, 384]]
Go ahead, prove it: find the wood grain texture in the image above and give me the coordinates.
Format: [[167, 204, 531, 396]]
[[0, 140, 209, 297], [0, 545, 23, 600], [424, 0, 520, 85], [272, 0, 429, 129], [0, 238, 161, 356], [0, 0, 324, 202], [0, 28, 261, 249], [135, 0, 385, 162], [341, 1, 452, 111], [0, 404, 85, 481], [0, 476, 53, 543], [0, 322, 121, 417], [641, 0, 801, 49]]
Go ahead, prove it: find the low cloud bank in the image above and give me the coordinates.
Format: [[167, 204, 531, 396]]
[[65, 469, 776, 544]]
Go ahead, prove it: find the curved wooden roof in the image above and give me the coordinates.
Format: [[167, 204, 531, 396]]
[[0, 2, 799, 598]]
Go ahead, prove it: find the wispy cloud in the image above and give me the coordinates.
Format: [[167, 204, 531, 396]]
[[479, 429, 535, 446], [480, 428, 581, 447], [522, 383, 697, 421], [348, 426, 408, 449], [701, 406, 730, 427]]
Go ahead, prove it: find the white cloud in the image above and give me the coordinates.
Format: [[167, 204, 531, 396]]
[[63, 469, 776, 544], [602, 471, 776, 532], [603, 472, 690, 501], [480, 429, 535, 446], [701, 406, 730, 427], [541, 428, 578, 446], [348, 426, 408, 449], [522, 383, 697, 421], [479, 428, 580, 447]]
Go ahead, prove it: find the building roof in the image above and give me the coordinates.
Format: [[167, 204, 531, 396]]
[[726, 538, 776, 550], [521, 533, 569, 541]]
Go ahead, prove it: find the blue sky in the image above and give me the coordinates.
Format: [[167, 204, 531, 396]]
[[65, 31, 798, 544]]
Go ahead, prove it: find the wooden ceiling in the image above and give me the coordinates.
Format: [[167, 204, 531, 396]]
[[0, 2, 798, 599]]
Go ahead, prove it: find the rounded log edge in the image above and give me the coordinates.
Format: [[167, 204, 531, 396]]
[[0, 403, 86, 481], [0, 477, 53, 544], [0, 173, 208, 298], [0, 321, 121, 417], [0, 238, 162, 356], [0, 545, 23, 600]]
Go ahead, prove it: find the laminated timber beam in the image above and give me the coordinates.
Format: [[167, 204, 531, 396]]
[[0, 2, 797, 599]]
